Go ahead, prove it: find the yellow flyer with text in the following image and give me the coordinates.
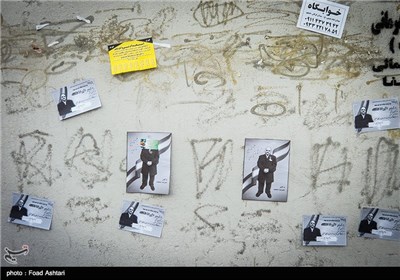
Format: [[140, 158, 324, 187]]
[[108, 38, 157, 75]]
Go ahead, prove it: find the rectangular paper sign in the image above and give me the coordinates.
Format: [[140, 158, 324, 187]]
[[297, 0, 349, 38], [352, 98, 399, 133], [242, 138, 290, 202], [358, 207, 400, 241], [302, 215, 347, 246], [52, 79, 102, 120], [8, 193, 54, 230], [126, 132, 171, 195], [118, 200, 165, 238], [108, 38, 157, 75]]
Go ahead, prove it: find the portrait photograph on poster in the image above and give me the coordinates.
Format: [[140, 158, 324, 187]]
[[51, 79, 102, 120], [126, 131, 171, 194], [358, 207, 400, 241], [8, 192, 54, 230], [302, 215, 347, 246], [118, 200, 165, 238], [352, 98, 399, 133], [242, 138, 290, 202]]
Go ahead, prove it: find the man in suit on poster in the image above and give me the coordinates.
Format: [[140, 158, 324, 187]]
[[355, 106, 373, 129], [119, 202, 139, 227], [140, 148, 160, 191], [57, 87, 75, 117], [303, 220, 322, 242], [9, 199, 28, 220], [358, 213, 378, 234], [256, 147, 277, 198]]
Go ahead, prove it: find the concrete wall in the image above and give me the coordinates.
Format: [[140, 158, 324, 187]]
[[1, 0, 399, 266]]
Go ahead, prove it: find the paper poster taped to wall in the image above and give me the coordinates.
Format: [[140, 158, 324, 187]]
[[242, 138, 290, 202], [8, 193, 54, 230], [302, 215, 347, 246], [126, 131, 171, 195], [51, 79, 102, 121], [118, 200, 165, 238], [297, 0, 349, 38], [352, 98, 399, 133], [358, 207, 400, 241], [108, 38, 157, 75]]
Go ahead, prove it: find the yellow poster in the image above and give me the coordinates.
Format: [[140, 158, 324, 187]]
[[108, 38, 157, 75]]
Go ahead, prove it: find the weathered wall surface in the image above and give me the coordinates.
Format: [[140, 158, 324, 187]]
[[1, 0, 399, 266]]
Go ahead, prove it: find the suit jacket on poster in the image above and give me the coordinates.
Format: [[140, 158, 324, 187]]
[[358, 219, 377, 233], [140, 149, 159, 176], [355, 113, 373, 128], [303, 227, 321, 241], [257, 154, 277, 182], [119, 213, 138, 227], [57, 100, 76, 116], [9, 205, 28, 220]]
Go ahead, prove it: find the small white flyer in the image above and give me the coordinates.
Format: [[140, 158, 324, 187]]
[[51, 79, 102, 120], [358, 207, 400, 242], [118, 200, 165, 238], [352, 98, 400, 133], [8, 193, 54, 230], [302, 215, 347, 246], [297, 0, 349, 38]]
